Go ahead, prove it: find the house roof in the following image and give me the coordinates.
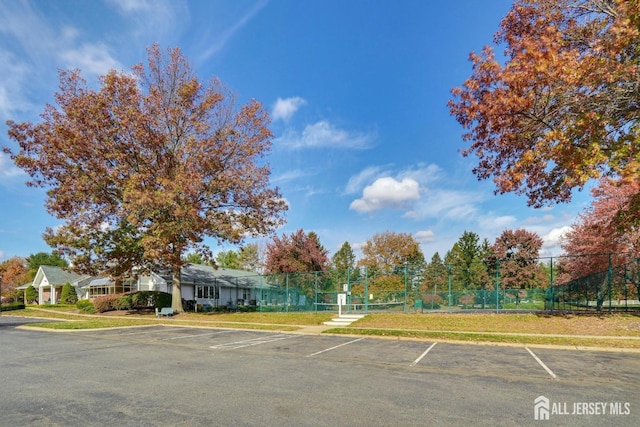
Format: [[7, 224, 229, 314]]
[[34, 265, 86, 287], [163, 264, 264, 289]]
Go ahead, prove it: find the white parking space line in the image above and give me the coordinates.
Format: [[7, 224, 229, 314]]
[[306, 338, 365, 357], [410, 342, 437, 366], [210, 334, 295, 349], [166, 330, 232, 340], [115, 327, 186, 336], [525, 347, 557, 379]]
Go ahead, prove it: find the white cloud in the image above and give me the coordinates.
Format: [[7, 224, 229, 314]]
[[541, 226, 571, 250], [107, 0, 153, 13], [397, 163, 442, 185], [344, 166, 386, 194], [272, 96, 307, 122], [0, 50, 33, 117], [272, 169, 315, 183], [277, 120, 375, 150], [477, 213, 518, 232], [415, 230, 435, 243], [350, 177, 420, 213], [107, 0, 187, 43], [410, 188, 485, 220], [0, 152, 24, 180], [196, 0, 268, 61], [60, 43, 123, 75]]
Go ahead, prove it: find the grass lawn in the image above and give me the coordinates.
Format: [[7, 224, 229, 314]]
[[8, 307, 640, 349]]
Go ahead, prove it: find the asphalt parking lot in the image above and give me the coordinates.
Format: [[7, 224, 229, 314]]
[[1, 316, 638, 426]]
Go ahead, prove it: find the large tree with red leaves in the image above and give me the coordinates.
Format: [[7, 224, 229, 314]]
[[5, 45, 287, 311], [449, 0, 640, 225], [560, 178, 640, 280], [491, 229, 545, 289], [265, 230, 329, 274]]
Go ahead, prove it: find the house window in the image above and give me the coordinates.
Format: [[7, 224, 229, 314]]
[[89, 286, 111, 298], [196, 285, 219, 300], [243, 289, 251, 300]]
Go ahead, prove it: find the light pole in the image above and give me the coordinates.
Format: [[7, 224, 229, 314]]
[[0, 272, 3, 314]]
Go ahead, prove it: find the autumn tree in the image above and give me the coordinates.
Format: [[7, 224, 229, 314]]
[[560, 177, 640, 280], [358, 231, 425, 272], [265, 229, 330, 274], [449, 0, 640, 226], [358, 231, 426, 293], [0, 257, 30, 300], [491, 229, 544, 289], [6, 45, 287, 312]]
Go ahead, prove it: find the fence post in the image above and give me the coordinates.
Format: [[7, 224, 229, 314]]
[[446, 264, 452, 313], [495, 259, 500, 314], [607, 253, 613, 314], [549, 256, 554, 313], [314, 271, 318, 313], [364, 267, 369, 314], [403, 263, 408, 314]]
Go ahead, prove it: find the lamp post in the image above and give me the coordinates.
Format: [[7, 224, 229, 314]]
[[0, 272, 3, 314]]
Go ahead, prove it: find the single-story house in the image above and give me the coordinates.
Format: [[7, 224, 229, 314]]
[[20, 264, 268, 309], [17, 265, 93, 304]]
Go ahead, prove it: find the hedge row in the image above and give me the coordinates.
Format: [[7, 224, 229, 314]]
[[0, 302, 26, 311], [88, 291, 172, 313]]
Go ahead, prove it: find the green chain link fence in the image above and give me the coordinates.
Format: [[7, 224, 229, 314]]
[[213, 255, 639, 314]]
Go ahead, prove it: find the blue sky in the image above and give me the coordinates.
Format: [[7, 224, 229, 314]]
[[0, 0, 591, 262]]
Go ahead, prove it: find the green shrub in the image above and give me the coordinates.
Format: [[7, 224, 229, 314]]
[[131, 291, 151, 308], [76, 299, 96, 313], [25, 285, 39, 304], [119, 294, 132, 310], [60, 283, 78, 304], [151, 291, 172, 309], [110, 294, 132, 311], [0, 302, 26, 311], [127, 291, 172, 309]]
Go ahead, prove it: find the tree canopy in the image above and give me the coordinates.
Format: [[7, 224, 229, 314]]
[[237, 243, 263, 273], [449, 0, 640, 219], [6, 45, 287, 311], [264, 229, 329, 274], [26, 252, 67, 278], [215, 250, 240, 269], [560, 178, 640, 279], [358, 231, 425, 274], [491, 229, 544, 289]]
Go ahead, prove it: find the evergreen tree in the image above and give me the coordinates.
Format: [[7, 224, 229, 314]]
[[60, 282, 78, 304], [25, 285, 39, 304]]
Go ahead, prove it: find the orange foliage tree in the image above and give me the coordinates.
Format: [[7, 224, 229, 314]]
[[449, 0, 640, 224], [5, 45, 287, 311]]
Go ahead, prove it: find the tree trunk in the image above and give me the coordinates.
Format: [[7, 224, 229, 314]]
[[171, 267, 183, 312]]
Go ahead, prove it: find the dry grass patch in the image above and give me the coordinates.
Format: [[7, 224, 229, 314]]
[[351, 312, 640, 337]]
